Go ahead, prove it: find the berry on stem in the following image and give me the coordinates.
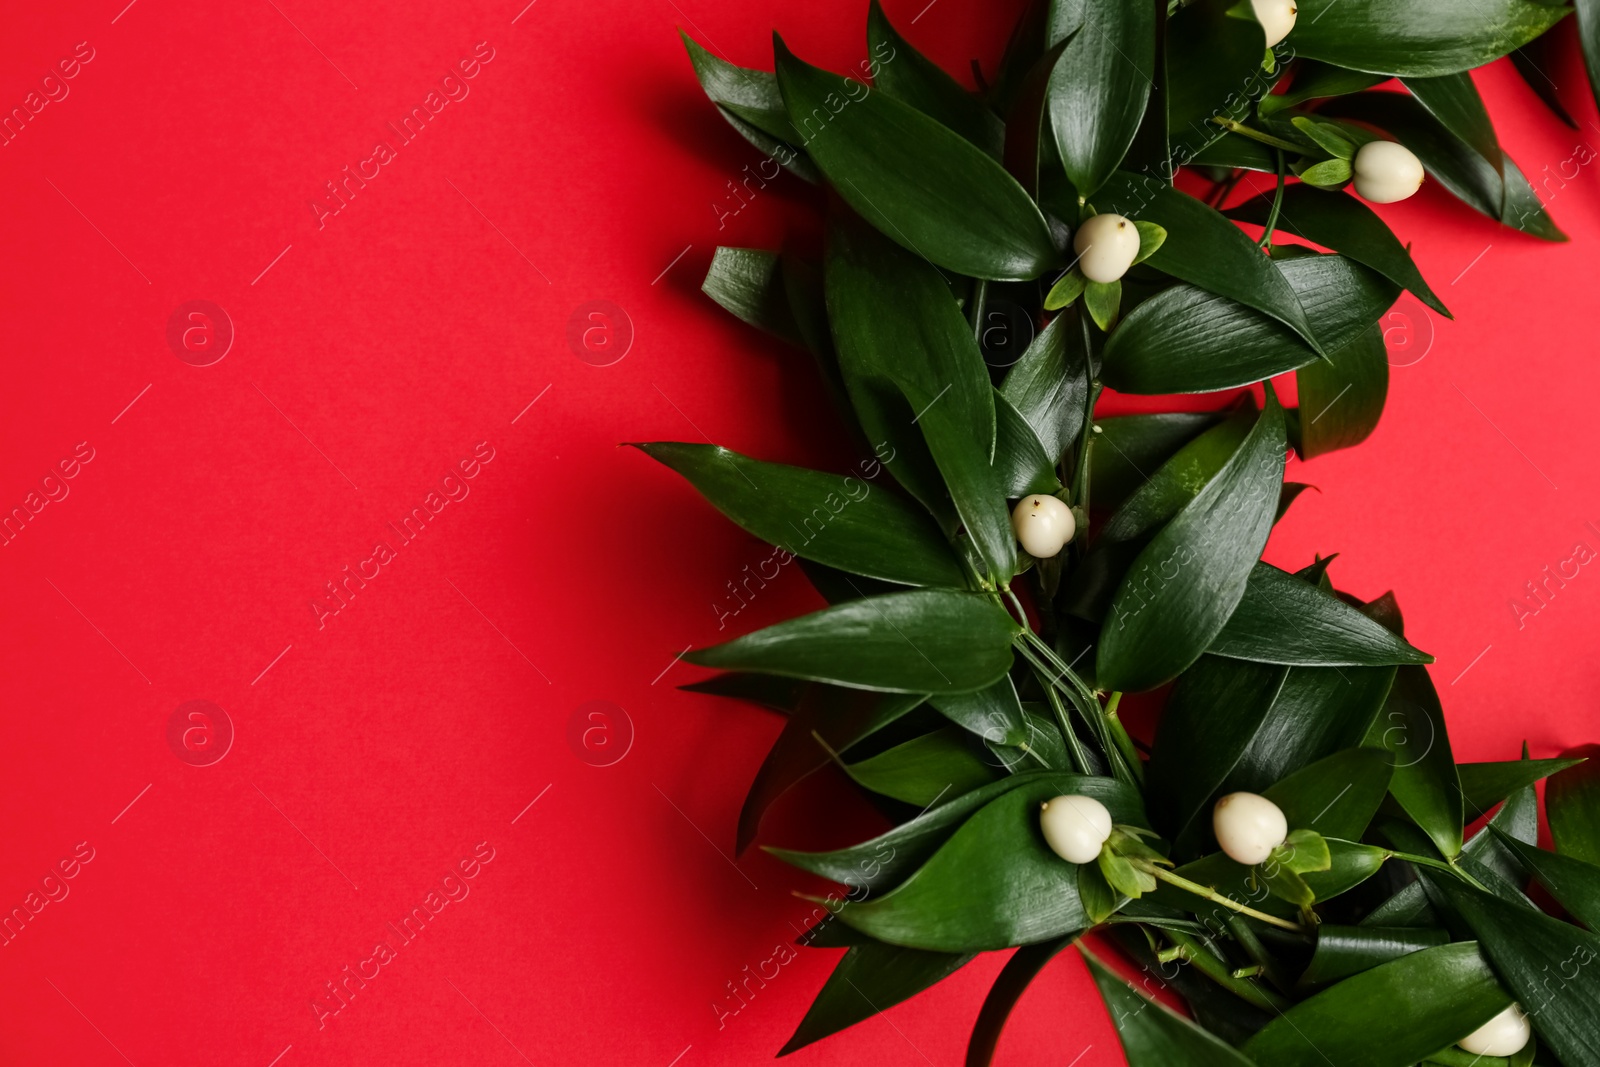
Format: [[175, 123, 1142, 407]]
[[1073, 214, 1141, 283], [1213, 792, 1288, 865], [1352, 140, 1425, 204], [1040, 794, 1113, 864], [1012, 494, 1075, 558]]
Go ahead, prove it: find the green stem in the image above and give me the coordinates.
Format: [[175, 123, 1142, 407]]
[[968, 277, 989, 342], [1210, 117, 1311, 156], [1227, 915, 1290, 993], [1101, 692, 1143, 785], [1386, 851, 1491, 893], [1014, 639, 1120, 780], [1138, 862, 1310, 934], [1070, 379, 1103, 513], [1257, 151, 1286, 251], [1165, 930, 1291, 1012], [1039, 669, 1091, 775]]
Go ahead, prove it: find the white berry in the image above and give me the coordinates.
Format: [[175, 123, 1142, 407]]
[[1011, 494, 1075, 558], [1459, 1004, 1531, 1057], [1213, 792, 1288, 865], [1352, 140, 1425, 204], [1073, 213, 1141, 284], [1251, 0, 1297, 47], [1040, 794, 1113, 864]]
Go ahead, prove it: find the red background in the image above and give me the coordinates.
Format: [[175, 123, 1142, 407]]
[[1, 0, 1597, 1063]]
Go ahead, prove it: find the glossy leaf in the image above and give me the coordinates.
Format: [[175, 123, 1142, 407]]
[[1100, 410, 1253, 544], [964, 935, 1076, 1067], [1270, 746, 1397, 840], [681, 33, 817, 182], [1287, 0, 1568, 77], [1367, 665, 1463, 859], [1401, 71, 1502, 173], [701, 247, 803, 342], [830, 777, 1146, 951], [781, 941, 974, 1055], [1096, 173, 1324, 353], [930, 675, 1029, 747], [1243, 942, 1512, 1066], [1044, 0, 1156, 196], [1166, 0, 1267, 165], [1189, 132, 1277, 172], [1082, 948, 1257, 1067], [775, 36, 1058, 280], [769, 772, 1143, 891], [845, 726, 1000, 805], [1459, 756, 1585, 822], [1210, 562, 1432, 667], [1425, 876, 1600, 1067], [1549, 747, 1600, 865], [1083, 279, 1121, 330], [999, 313, 1089, 463], [1102, 253, 1398, 394], [1097, 392, 1286, 692], [994, 390, 1062, 496], [635, 443, 965, 588], [1259, 61, 1386, 116], [1298, 323, 1388, 459], [1493, 830, 1600, 929], [867, 0, 1004, 158], [686, 590, 1019, 694], [826, 219, 1015, 582], [1299, 925, 1452, 989], [1090, 412, 1225, 511], [1226, 185, 1449, 316]]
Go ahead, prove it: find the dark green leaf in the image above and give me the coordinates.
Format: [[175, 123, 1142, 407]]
[[1511, 31, 1579, 129], [994, 391, 1062, 496], [1102, 253, 1398, 394], [1294, 118, 1358, 159], [1299, 925, 1452, 990], [1549, 748, 1600, 865], [1500, 154, 1566, 241], [1492, 830, 1600, 929], [1166, 0, 1268, 165], [1189, 132, 1277, 172], [830, 776, 1146, 950], [1226, 184, 1449, 315], [1225, 670, 1397, 797], [1459, 757, 1584, 822], [845, 726, 1000, 805], [867, 0, 1004, 158], [1286, 0, 1567, 77], [1044, 0, 1157, 195], [1258, 61, 1385, 116], [1090, 412, 1225, 511], [1271, 746, 1397, 840], [681, 672, 806, 712], [1243, 942, 1512, 1066], [1000, 313, 1089, 463], [775, 36, 1057, 280], [1425, 876, 1600, 1067], [826, 219, 1016, 581], [687, 589, 1019, 694], [1401, 72, 1502, 172], [1298, 323, 1387, 458], [1082, 947, 1257, 1066], [1366, 665, 1463, 858], [1002, 34, 1074, 198], [781, 940, 974, 1055], [681, 32, 817, 182], [1097, 392, 1285, 692], [635, 442, 965, 588], [1096, 173, 1324, 354], [769, 771, 1143, 891], [701, 247, 802, 342], [1100, 410, 1253, 544], [966, 936, 1076, 1067], [737, 686, 925, 852], [930, 675, 1029, 747], [1210, 562, 1433, 667]]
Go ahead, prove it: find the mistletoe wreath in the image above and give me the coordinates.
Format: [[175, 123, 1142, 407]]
[[636, 0, 1600, 1063]]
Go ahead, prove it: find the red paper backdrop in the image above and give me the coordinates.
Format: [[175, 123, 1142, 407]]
[[1, 0, 1597, 1063]]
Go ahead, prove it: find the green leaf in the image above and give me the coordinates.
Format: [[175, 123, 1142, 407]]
[[845, 726, 1000, 805], [1210, 562, 1433, 667], [1044, 0, 1157, 196], [1278, 829, 1333, 874], [1083, 947, 1258, 1066], [1090, 412, 1225, 512], [774, 36, 1057, 280], [966, 936, 1077, 1067], [930, 674, 1030, 747], [993, 390, 1063, 497], [1492, 830, 1600, 929], [1366, 665, 1463, 858], [1083, 279, 1122, 331], [768, 771, 1143, 891], [1549, 747, 1600, 865], [737, 686, 924, 852], [1224, 669, 1397, 799], [680, 32, 816, 182], [1296, 323, 1388, 459], [1299, 925, 1452, 990], [1269, 747, 1398, 841], [1102, 253, 1398, 394], [826, 219, 1016, 582], [1286, 0, 1568, 77], [781, 940, 974, 1055], [1042, 270, 1086, 310], [866, 0, 1004, 158], [681, 672, 805, 712], [1319, 93, 1566, 242], [687, 589, 1019, 694], [1293, 117, 1357, 159], [1511, 31, 1579, 130], [1243, 942, 1512, 1067], [701, 247, 802, 342], [1258, 61, 1385, 116], [1166, 0, 1268, 164], [830, 776, 1146, 950], [1298, 158, 1352, 187], [1096, 392, 1286, 692], [1100, 409, 1254, 544], [1131, 220, 1167, 265], [1158, 838, 1389, 925], [635, 443, 965, 588], [999, 313, 1089, 463], [1401, 71, 1502, 173], [1576, 0, 1600, 136], [1424, 876, 1600, 1067], [1189, 131, 1277, 172], [1095, 173, 1325, 355], [1459, 757, 1587, 822]]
